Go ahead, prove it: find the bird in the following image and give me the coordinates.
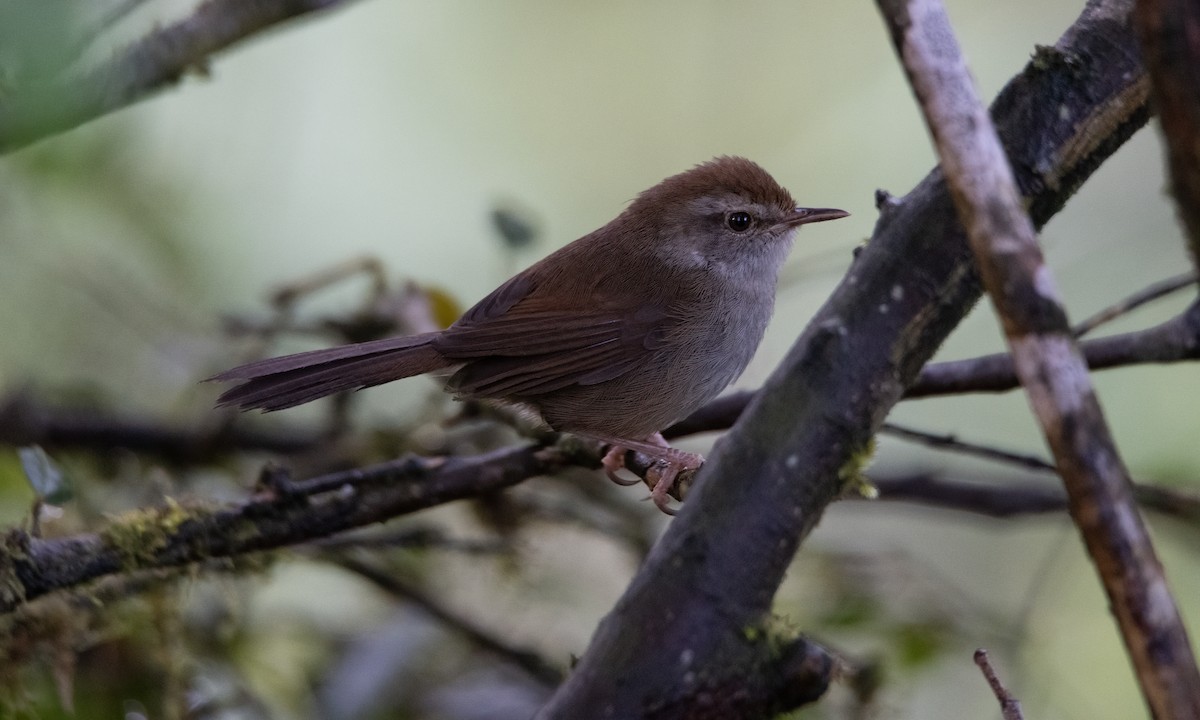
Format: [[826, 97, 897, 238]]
[[210, 156, 848, 512]]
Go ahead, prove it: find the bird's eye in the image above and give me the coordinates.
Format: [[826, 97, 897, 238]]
[[726, 211, 753, 232]]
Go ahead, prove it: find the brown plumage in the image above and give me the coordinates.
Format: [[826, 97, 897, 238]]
[[210, 157, 848, 512]]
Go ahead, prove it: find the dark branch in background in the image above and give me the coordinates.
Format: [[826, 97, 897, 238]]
[[539, 2, 1153, 716], [872, 474, 1067, 518], [876, 423, 1200, 522], [0, 392, 324, 462], [328, 554, 564, 688], [1071, 271, 1195, 336], [665, 290, 1200, 436], [1135, 0, 1200, 267], [0, 0, 359, 155], [873, 472, 1200, 522], [872, 423, 1200, 521], [877, 0, 1200, 716], [880, 422, 1058, 472], [910, 294, 1200, 397]]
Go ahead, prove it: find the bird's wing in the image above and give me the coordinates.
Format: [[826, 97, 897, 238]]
[[436, 273, 675, 397]]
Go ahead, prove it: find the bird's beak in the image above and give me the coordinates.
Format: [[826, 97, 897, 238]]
[[780, 207, 850, 228]]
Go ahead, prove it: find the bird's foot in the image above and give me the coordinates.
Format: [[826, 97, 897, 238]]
[[589, 433, 703, 514], [601, 445, 641, 486]]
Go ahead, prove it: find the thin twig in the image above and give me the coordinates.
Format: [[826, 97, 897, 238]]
[[329, 554, 563, 687], [880, 422, 1055, 472], [1072, 271, 1196, 337], [974, 649, 1024, 720], [876, 425, 1200, 523]]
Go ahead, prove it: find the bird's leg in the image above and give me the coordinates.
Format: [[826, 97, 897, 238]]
[[587, 433, 703, 513]]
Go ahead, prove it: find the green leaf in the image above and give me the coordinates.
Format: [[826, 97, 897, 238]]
[[17, 445, 72, 504]]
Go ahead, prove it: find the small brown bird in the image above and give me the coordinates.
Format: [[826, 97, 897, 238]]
[[211, 157, 847, 512]]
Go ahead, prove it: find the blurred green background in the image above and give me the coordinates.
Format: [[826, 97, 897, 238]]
[[0, 1, 1196, 718]]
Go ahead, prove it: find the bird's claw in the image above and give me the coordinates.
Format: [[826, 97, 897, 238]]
[[601, 445, 642, 486]]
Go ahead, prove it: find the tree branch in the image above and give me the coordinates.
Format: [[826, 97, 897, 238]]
[[538, 1, 1153, 716], [1135, 0, 1200, 267], [873, 474, 1068, 518], [881, 422, 1060, 472], [0, 0, 358, 154], [974, 649, 1025, 720], [908, 296, 1200, 397], [0, 392, 325, 462], [878, 0, 1200, 715], [877, 423, 1200, 524], [0, 442, 574, 614], [1071, 271, 1195, 337], [664, 293, 1200, 437], [328, 554, 564, 688], [873, 472, 1200, 522]]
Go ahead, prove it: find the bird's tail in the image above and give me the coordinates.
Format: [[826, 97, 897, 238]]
[[209, 333, 450, 411]]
